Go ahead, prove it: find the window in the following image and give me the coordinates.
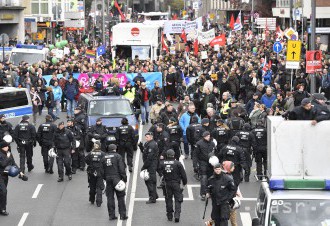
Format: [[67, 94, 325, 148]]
[[0, 91, 29, 109], [31, 3, 39, 14], [88, 100, 133, 116], [40, 3, 48, 14], [31, 0, 50, 15]]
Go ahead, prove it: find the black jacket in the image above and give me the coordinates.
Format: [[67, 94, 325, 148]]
[[37, 122, 57, 146], [288, 106, 318, 120], [74, 112, 87, 133], [160, 158, 187, 185], [115, 124, 135, 144], [54, 128, 74, 149], [206, 172, 236, 205], [13, 121, 36, 144], [0, 120, 13, 139], [0, 150, 20, 175], [311, 100, 330, 122], [102, 150, 127, 182], [251, 126, 267, 151], [141, 140, 159, 172], [85, 150, 105, 176]]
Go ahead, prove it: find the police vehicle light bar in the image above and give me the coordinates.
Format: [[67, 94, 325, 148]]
[[269, 179, 330, 190], [16, 44, 43, 50]]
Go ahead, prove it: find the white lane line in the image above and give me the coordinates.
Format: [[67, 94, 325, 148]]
[[126, 123, 143, 226], [117, 167, 131, 226], [179, 155, 185, 170], [240, 212, 252, 226], [32, 184, 43, 199], [18, 212, 29, 226]]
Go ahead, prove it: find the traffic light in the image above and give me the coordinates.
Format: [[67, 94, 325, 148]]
[[55, 24, 63, 38]]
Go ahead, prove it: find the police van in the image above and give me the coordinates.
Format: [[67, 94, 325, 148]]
[[252, 117, 330, 226], [0, 87, 33, 118], [9, 44, 49, 66], [78, 94, 140, 142]]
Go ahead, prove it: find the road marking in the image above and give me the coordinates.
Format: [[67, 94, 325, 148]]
[[179, 155, 185, 170], [240, 212, 252, 226], [32, 184, 43, 199], [126, 122, 143, 226], [117, 167, 131, 226], [18, 212, 29, 226]]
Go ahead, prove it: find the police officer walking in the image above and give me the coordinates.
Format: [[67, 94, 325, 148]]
[[73, 106, 86, 169], [140, 132, 159, 204], [160, 149, 187, 223], [195, 131, 215, 201], [235, 123, 254, 182], [37, 115, 57, 174], [13, 115, 37, 173], [211, 120, 230, 156], [219, 136, 247, 186], [67, 118, 83, 174], [54, 121, 75, 182], [85, 140, 105, 207], [87, 118, 108, 152], [115, 118, 135, 172], [166, 117, 183, 160], [102, 144, 128, 220], [206, 163, 236, 226], [0, 141, 28, 216], [0, 114, 13, 140], [251, 120, 267, 180], [186, 116, 203, 171]]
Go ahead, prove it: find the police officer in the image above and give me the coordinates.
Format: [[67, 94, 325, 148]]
[[0, 114, 13, 140], [115, 118, 135, 172], [87, 118, 108, 151], [195, 131, 215, 201], [102, 144, 128, 220], [160, 149, 187, 223], [13, 115, 37, 173], [154, 123, 170, 158], [85, 140, 105, 207], [186, 116, 203, 171], [140, 132, 159, 204], [0, 141, 28, 216], [211, 119, 230, 156], [73, 106, 87, 170], [67, 118, 83, 174], [235, 123, 254, 182], [54, 121, 75, 182], [251, 120, 267, 180], [37, 115, 57, 174], [219, 136, 247, 186], [206, 163, 236, 226], [166, 117, 183, 160]]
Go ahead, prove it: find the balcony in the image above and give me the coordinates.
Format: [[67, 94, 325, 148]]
[[0, 0, 23, 7]]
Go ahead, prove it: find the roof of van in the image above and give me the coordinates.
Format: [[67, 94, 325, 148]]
[[0, 87, 28, 92], [80, 93, 129, 101], [112, 22, 161, 29], [271, 190, 330, 199]]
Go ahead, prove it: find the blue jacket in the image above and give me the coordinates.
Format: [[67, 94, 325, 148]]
[[64, 82, 78, 101], [263, 70, 272, 86], [179, 112, 200, 135], [246, 99, 257, 114], [51, 85, 62, 101], [261, 94, 276, 108]]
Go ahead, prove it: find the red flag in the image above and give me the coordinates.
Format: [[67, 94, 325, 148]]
[[209, 34, 226, 47], [172, 13, 178, 20], [229, 13, 235, 30], [180, 29, 187, 43], [161, 32, 169, 52], [194, 39, 198, 56], [114, 1, 126, 21]]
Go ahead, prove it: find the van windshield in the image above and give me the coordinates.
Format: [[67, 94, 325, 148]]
[[269, 199, 330, 226], [88, 99, 133, 116], [10, 52, 44, 65]]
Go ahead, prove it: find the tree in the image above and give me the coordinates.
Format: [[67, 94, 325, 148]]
[[166, 0, 184, 12]]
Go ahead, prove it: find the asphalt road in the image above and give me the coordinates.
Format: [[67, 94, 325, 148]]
[[3, 112, 260, 226]]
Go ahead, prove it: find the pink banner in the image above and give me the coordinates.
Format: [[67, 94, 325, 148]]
[[78, 73, 127, 88]]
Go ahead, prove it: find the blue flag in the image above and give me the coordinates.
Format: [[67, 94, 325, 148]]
[[97, 45, 106, 56]]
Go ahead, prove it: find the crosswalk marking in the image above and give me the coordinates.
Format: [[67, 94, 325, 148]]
[[240, 212, 252, 226], [18, 212, 29, 226]]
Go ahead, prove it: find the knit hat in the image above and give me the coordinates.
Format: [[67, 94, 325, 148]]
[[222, 161, 235, 173], [201, 118, 209, 125], [0, 141, 9, 149], [301, 98, 311, 106], [231, 136, 240, 143], [202, 131, 210, 137]]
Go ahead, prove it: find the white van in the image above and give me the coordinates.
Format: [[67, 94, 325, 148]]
[[9, 44, 49, 66]]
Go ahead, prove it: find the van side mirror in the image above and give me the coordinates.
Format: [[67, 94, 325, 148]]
[[252, 218, 261, 226]]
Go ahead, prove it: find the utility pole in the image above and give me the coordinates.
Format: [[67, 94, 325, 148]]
[[310, 0, 316, 94], [102, 0, 105, 45], [289, 0, 293, 28], [251, 0, 254, 31]]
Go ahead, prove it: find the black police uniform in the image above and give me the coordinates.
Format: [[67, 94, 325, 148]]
[[206, 171, 236, 226], [235, 130, 255, 181], [141, 139, 159, 203], [211, 126, 230, 155], [13, 120, 37, 173], [251, 126, 267, 179], [115, 124, 135, 170], [0, 119, 13, 140], [54, 127, 75, 180], [85, 148, 105, 206], [102, 149, 127, 219], [88, 123, 108, 152], [0, 147, 20, 214], [227, 116, 245, 138], [74, 111, 87, 168], [186, 122, 204, 170], [195, 138, 215, 197], [160, 155, 187, 222], [154, 129, 170, 158], [219, 142, 247, 186], [166, 124, 183, 160], [37, 121, 57, 173], [67, 124, 84, 173]]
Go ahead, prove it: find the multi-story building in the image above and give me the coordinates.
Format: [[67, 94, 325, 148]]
[[0, 0, 25, 43]]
